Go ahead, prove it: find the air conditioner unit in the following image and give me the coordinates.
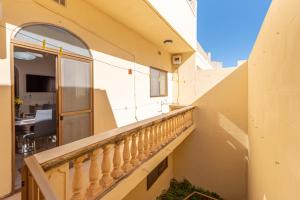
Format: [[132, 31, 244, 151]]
[[172, 55, 182, 65]]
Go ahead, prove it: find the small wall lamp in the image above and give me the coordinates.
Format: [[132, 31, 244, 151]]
[[163, 39, 173, 45]]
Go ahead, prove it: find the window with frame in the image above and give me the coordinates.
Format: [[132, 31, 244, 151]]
[[150, 67, 168, 97]]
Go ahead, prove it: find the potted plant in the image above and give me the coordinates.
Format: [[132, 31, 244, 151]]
[[15, 97, 23, 118]]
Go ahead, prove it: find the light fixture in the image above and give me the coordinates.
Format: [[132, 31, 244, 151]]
[[14, 51, 43, 60], [163, 39, 173, 45], [30, 52, 44, 58]]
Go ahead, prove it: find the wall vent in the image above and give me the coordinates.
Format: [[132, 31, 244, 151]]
[[147, 157, 168, 190], [53, 0, 66, 6]]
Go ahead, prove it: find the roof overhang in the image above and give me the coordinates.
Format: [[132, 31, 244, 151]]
[[84, 0, 195, 54]]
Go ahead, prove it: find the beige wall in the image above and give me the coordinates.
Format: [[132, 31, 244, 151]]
[[93, 89, 117, 134], [173, 52, 196, 104], [123, 154, 174, 200], [173, 63, 248, 200], [0, 0, 176, 196], [174, 51, 236, 105], [248, 0, 300, 199], [0, 21, 13, 197]]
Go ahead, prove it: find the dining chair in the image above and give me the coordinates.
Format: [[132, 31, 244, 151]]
[[22, 109, 56, 152]]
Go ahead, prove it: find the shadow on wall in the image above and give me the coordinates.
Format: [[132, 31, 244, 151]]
[[173, 63, 248, 200], [0, 85, 12, 197], [0, 21, 6, 59], [172, 52, 195, 103], [94, 89, 117, 134]]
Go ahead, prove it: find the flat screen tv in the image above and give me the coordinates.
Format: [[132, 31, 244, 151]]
[[26, 74, 55, 92]]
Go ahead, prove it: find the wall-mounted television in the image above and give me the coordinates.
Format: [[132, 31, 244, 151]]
[[26, 74, 55, 92]]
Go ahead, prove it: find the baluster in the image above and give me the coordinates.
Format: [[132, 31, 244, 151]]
[[164, 120, 167, 142], [71, 156, 85, 200], [166, 119, 170, 141], [111, 142, 123, 179], [138, 129, 146, 161], [182, 114, 186, 130], [183, 113, 186, 128], [183, 112, 187, 128], [87, 149, 101, 197], [122, 136, 132, 172], [170, 117, 174, 138], [155, 123, 162, 151], [161, 122, 165, 145], [174, 116, 178, 135], [177, 116, 180, 135], [150, 126, 156, 153], [166, 119, 172, 142], [152, 125, 157, 152], [157, 123, 162, 147], [144, 127, 150, 157], [178, 115, 182, 133], [171, 117, 174, 138], [190, 110, 193, 126], [170, 119, 174, 138], [164, 120, 169, 143], [182, 114, 185, 130], [162, 122, 166, 144], [173, 117, 176, 138], [188, 111, 191, 126], [187, 112, 190, 127], [187, 111, 190, 126], [99, 145, 113, 188], [131, 133, 139, 166], [159, 121, 167, 145], [161, 121, 166, 145], [180, 115, 183, 132]]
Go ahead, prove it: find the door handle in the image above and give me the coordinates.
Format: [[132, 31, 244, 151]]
[[60, 116, 64, 120]]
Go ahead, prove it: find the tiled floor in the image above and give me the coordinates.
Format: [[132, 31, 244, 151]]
[[14, 136, 56, 189]]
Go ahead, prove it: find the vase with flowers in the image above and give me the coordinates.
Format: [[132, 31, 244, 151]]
[[15, 97, 23, 118]]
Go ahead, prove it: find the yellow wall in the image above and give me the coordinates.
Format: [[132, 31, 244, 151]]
[[174, 63, 248, 200], [173, 52, 196, 104], [0, 22, 13, 197], [122, 154, 174, 200], [93, 89, 117, 134], [248, 0, 300, 199], [0, 0, 177, 196], [174, 51, 236, 105]]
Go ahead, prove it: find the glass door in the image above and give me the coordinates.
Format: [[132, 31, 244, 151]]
[[59, 56, 93, 144]]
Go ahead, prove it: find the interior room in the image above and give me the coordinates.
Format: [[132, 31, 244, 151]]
[[14, 46, 57, 189]]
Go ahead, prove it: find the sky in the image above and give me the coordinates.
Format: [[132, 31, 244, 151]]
[[197, 0, 272, 67]]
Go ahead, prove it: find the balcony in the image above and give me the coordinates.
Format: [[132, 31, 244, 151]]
[[23, 107, 195, 200], [2, 0, 300, 199]]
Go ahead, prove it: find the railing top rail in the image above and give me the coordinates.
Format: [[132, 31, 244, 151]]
[[33, 106, 195, 170], [24, 156, 59, 200]]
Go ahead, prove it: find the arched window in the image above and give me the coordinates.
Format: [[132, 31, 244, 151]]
[[14, 24, 92, 58]]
